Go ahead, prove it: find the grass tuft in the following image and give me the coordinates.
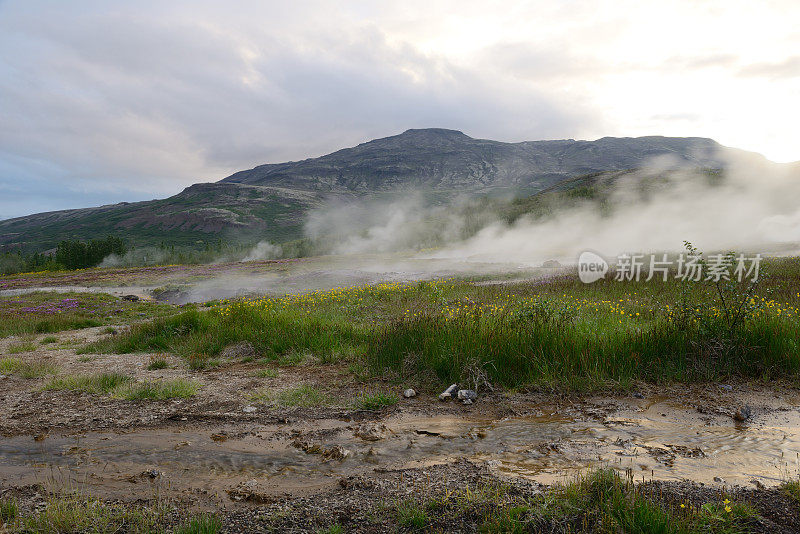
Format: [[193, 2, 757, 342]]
[[253, 368, 278, 378], [44, 372, 131, 394], [0, 497, 17, 523], [0, 358, 58, 378], [18, 495, 165, 533], [252, 384, 331, 407], [354, 391, 399, 411], [783, 477, 800, 506], [8, 341, 36, 354], [17, 361, 59, 378], [174, 513, 222, 534], [43, 372, 198, 400], [0, 357, 20, 374], [146, 356, 168, 370], [396, 500, 429, 530]]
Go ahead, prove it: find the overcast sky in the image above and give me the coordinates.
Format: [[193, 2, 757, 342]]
[[1, 0, 798, 219]]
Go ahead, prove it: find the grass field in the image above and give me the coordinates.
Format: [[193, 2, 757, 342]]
[[82, 256, 800, 390]]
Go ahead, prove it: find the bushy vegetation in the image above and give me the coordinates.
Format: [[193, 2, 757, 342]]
[[85, 257, 800, 390], [409, 469, 757, 533]]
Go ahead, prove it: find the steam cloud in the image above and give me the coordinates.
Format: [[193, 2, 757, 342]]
[[302, 151, 800, 266]]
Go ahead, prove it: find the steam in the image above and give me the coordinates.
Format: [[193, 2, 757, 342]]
[[242, 241, 282, 261], [301, 151, 800, 266], [431, 152, 800, 264]]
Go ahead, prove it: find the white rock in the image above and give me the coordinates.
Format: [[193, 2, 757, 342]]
[[242, 405, 257, 413], [403, 388, 417, 398], [438, 384, 459, 401]]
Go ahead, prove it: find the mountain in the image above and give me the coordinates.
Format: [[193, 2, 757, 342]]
[[0, 183, 321, 252], [0, 129, 735, 252], [222, 128, 728, 192]]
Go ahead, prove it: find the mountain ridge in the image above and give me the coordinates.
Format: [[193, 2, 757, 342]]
[[220, 129, 730, 193]]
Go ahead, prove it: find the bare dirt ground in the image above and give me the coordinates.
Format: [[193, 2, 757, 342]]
[[1, 326, 800, 531]]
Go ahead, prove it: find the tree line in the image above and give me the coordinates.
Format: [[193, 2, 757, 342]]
[[0, 236, 126, 275]]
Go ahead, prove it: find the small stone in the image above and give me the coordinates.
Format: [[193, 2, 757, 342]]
[[457, 389, 477, 401], [438, 383, 459, 401], [719, 384, 733, 391], [0, 374, 7, 380], [462, 399, 473, 405], [713, 476, 725, 483], [242, 405, 257, 413], [733, 405, 752, 422], [403, 388, 417, 398], [632, 392, 644, 399]]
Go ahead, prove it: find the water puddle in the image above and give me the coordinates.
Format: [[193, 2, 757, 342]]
[[1, 399, 798, 504]]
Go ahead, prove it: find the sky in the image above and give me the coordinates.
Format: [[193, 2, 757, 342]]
[[0, 0, 798, 220]]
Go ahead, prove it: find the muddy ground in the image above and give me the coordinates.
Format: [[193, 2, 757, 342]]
[[1, 326, 800, 531]]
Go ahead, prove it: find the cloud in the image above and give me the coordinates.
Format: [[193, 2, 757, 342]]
[[0, 0, 799, 219], [739, 57, 800, 80]]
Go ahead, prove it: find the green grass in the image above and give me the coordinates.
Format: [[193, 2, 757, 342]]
[[252, 384, 332, 407], [0, 357, 20, 374], [390, 469, 757, 533], [0, 497, 17, 523], [17, 361, 59, 378], [44, 372, 132, 394], [43, 372, 198, 400], [78, 257, 800, 390], [252, 368, 278, 378], [146, 357, 168, 370], [396, 500, 429, 530], [174, 513, 222, 534], [0, 357, 58, 378], [40, 335, 58, 344], [783, 477, 800, 506], [14, 495, 166, 534], [355, 391, 399, 410], [8, 341, 36, 354]]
